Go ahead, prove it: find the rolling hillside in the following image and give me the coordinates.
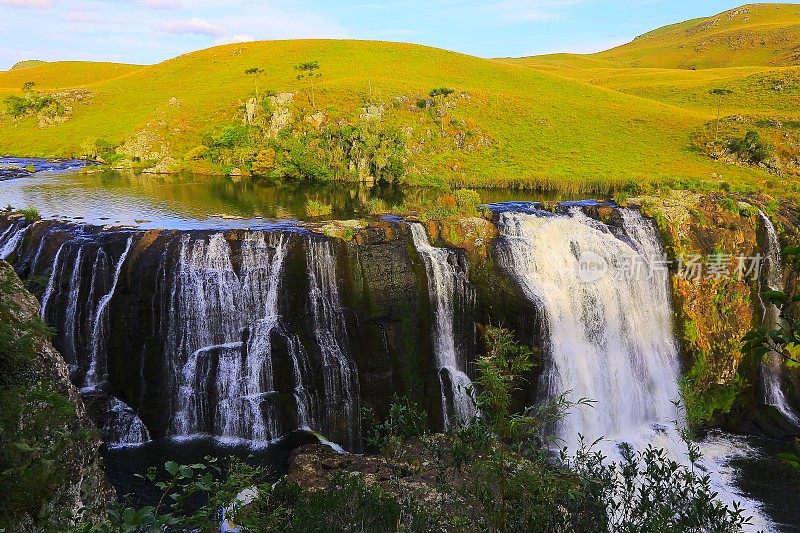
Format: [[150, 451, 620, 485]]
[[0, 4, 798, 193], [523, 3, 800, 70]]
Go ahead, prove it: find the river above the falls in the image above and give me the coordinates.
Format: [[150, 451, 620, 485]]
[[0, 157, 581, 229]]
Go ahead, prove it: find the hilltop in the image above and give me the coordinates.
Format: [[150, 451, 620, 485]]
[[524, 3, 800, 69], [0, 4, 798, 194]]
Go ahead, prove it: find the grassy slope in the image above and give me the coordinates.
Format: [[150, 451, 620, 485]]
[[1, 4, 797, 191], [0, 61, 143, 90], [503, 4, 800, 191], [521, 3, 800, 70], [509, 3, 800, 117]]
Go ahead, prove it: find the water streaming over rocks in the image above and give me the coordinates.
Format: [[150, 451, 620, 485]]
[[495, 207, 681, 449], [31, 230, 151, 446], [166, 231, 353, 446], [495, 206, 772, 530], [306, 239, 361, 449], [86, 236, 133, 389], [0, 219, 29, 260], [758, 211, 800, 428], [409, 223, 476, 429], [0, 206, 794, 526]]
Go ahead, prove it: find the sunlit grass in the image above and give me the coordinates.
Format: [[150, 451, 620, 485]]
[[0, 5, 795, 195]]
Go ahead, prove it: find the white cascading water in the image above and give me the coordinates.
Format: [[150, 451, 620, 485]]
[[496, 208, 680, 449], [174, 232, 285, 440], [306, 239, 361, 449], [85, 237, 133, 390], [409, 223, 476, 430], [105, 395, 152, 447], [62, 246, 84, 371], [40, 242, 66, 319], [173, 232, 333, 445], [32, 234, 150, 446], [758, 211, 800, 427], [0, 221, 28, 260], [496, 206, 770, 530]]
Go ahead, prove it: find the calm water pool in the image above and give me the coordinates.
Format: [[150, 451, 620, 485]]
[[0, 158, 583, 229]]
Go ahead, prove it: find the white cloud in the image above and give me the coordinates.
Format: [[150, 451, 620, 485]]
[[214, 34, 255, 46], [141, 0, 181, 9], [158, 17, 225, 36], [0, 0, 53, 8], [64, 11, 92, 22]]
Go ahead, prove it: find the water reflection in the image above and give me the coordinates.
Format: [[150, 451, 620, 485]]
[[0, 166, 583, 229]]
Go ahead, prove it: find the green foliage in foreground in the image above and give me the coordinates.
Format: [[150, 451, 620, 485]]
[[0, 265, 82, 530], [82, 326, 751, 532]]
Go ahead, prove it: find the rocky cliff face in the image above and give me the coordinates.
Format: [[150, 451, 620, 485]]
[[1, 195, 797, 459], [636, 191, 800, 436], [0, 260, 112, 531]]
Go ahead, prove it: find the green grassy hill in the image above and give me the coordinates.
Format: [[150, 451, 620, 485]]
[[524, 3, 800, 70], [0, 4, 798, 193], [0, 61, 144, 90]]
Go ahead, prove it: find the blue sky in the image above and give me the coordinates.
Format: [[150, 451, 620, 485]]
[[0, 1, 794, 69]]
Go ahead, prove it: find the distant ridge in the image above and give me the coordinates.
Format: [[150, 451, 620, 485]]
[[10, 60, 46, 71], [513, 3, 800, 69]]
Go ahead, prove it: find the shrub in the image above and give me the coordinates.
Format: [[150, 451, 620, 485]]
[[454, 188, 481, 217], [80, 138, 117, 160], [4, 95, 31, 117], [183, 145, 208, 161], [275, 474, 441, 532], [366, 198, 387, 215], [19, 206, 40, 222], [3, 89, 57, 118], [728, 130, 770, 164], [363, 394, 428, 457], [718, 197, 739, 213], [305, 198, 332, 218], [251, 148, 276, 176]]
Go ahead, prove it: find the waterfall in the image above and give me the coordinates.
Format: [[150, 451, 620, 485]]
[[40, 242, 67, 319], [758, 211, 800, 427], [21, 231, 151, 446], [105, 395, 152, 447], [84, 237, 133, 390], [0, 221, 28, 260], [62, 247, 84, 371], [496, 206, 770, 529], [495, 208, 680, 449], [172, 231, 340, 445], [306, 239, 361, 448], [409, 223, 476, 430], [173, 232, 287, 440]]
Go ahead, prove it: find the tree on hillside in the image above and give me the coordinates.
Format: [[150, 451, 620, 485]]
[[295, 60, 322, 109], [429, 87, 455, 134], [709, 88, 733, 143], [244, 67, 265, 99]]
